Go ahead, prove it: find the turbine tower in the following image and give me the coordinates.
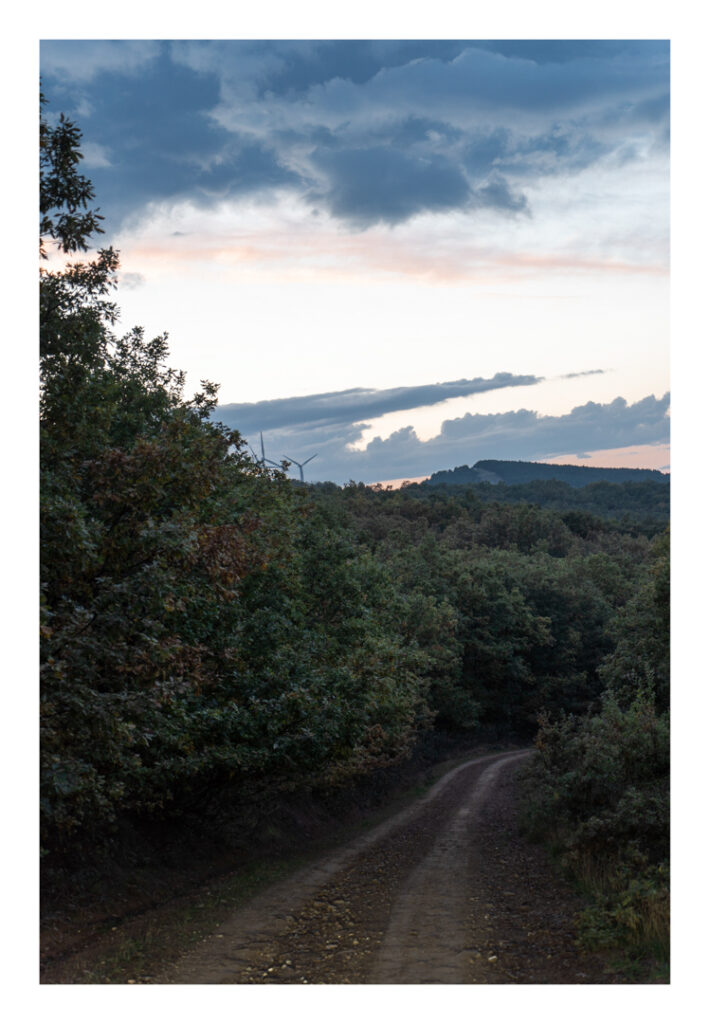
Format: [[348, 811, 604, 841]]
[[250, 431, 282, 470], [283, 452, 318, 483]]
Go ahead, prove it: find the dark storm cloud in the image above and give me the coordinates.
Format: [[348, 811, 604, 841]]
[[44, 46, 226, 225], [468, 40, 668, 66], [464, 128, 610, 182], [330, 44, 668, 121], [196, 137, 301, 199], [472, 176, 529, 215], [633, 92, 671, 123], [371, 117, 463, 148], [216, 372, 540, 434], [463, 128, 511, 178], [40, 44, 297, 231], [253, 40, 472, 97], [40, 40, 670, 232], [202, 40, 662, 101], [310, 146, 472, 226], [234, 392, 669, 484]]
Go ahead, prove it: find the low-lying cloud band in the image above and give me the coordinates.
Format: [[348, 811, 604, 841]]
[[216, 372, 540, 434], [215, 376, 669, 484]]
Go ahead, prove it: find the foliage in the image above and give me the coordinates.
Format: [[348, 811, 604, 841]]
[[598, 529, 670, 710], [411, 476, 670, 531], [40, 91, 105, 258], [518, 532, 670, 956], [39, 97, 429, 856], [324, 483, 659, 734]]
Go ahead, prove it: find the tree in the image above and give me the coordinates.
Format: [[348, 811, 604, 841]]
[[40, 93, 434, 857], [40, 92, 265, 849], [40, 90, 105, 258], [598, 528, 670, 711]]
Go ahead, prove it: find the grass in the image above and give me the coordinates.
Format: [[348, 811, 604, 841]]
[[548, 847, 670, 983]]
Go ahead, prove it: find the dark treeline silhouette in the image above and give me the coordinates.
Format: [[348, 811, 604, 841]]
[[428, 458, 668, 488], [400, 476, 670, 533]]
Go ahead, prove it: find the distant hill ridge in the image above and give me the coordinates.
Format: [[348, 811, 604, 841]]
[[426, 459, 669, 488]]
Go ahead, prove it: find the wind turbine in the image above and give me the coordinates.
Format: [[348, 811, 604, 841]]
[[283, 452, 318, 482], [250, 431, 282, 470]]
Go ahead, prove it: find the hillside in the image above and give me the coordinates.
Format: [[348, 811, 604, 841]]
[[427, 459, 669, 488]]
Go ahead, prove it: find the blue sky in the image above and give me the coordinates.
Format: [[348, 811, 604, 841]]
[[40, 37, 670, 483]]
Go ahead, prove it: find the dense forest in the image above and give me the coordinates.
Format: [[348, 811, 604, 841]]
[[407, 476, 669, 532], [40, 98, 669, 964]]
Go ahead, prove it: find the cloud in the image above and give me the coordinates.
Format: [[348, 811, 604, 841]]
[[310, 146, 472, 226], [196, 137, 302, 199], [216, 372, 541, 434], [79, 141, 112, 169], [40, 40, 161, 82], [41, 50, 227, 229], [370, 116, 463, 149], [219, 390, 670, 485], [41, 51, 297, 230], [468, 41, 665, 65], [305, 44, 668, 126], [472, 175, 529, 215], [40, 40, 669, 233], [560, 369, 605, 379], [119, 272, 145, 290], [464, 127, 610, 183], [253, 41, 471, 97]]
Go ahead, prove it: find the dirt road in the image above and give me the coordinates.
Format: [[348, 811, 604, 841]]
[[157, 750, 619, 984]]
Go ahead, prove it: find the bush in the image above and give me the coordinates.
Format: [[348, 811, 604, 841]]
[[520, 695, 669, 956]]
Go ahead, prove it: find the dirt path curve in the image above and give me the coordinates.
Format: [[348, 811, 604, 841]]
[[157, 750, 619, 985], [370, 754, 521, 983]]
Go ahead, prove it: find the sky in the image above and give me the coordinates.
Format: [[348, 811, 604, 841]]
[[39, 37, 670, 484]]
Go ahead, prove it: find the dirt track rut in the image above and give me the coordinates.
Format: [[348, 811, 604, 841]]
[[157, 749, 619, 985]]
